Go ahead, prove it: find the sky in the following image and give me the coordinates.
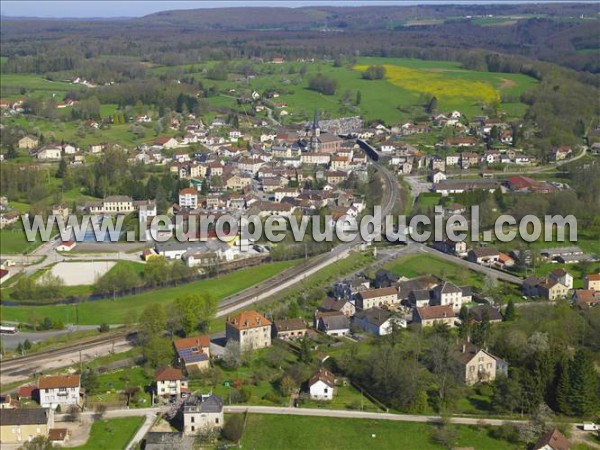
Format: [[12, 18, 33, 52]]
[[0, 0, 587, 19]]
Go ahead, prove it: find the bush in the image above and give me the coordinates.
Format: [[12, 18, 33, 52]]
[[222, 414, 245, 442], [308, 74, 338, 95], [98, 323, 110, 333], [262, 391, 281, 404], [362, 65, 386, 80]]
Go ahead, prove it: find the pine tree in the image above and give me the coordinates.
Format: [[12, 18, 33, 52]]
[[554, 360, 572, 415], [356, 90, 362, 106], [503, 299, 516, 321], [56, 158, 67, 178], [569, 349, 599, 417]]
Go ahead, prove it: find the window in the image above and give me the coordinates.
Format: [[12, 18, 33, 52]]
[[216, 418, 219, 424], [191, 416, 195, 423], [324, 388, 328, 393], [191, 426, 195, 432]]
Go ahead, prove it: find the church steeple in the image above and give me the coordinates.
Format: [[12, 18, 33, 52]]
[[312, 108, 320, 138]]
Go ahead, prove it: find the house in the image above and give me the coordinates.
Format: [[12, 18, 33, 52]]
[[182, 394, 224, 435], [273, 319, 308, 340], [0, 211, 20, 229], [56, 240, 76, 252], [468, 305, 503, 323], [317, 312, 350, 336], [432, 239, 467, 257], [154, 136, 179, 149], [18, 135, 39, 149], [308, 368, 336, 401], [179, 188, 198, 209], [522, 276, 546, 297], [48, 428, 69, 445], [34, 145, 62, 160], [408, 289, 431, 308], [38, 374, 81, 409], [572, 289, 600, 309], [103, 195, 134, 214], [51, 204, 70, 220], [0, 408, 54, 444], [537, 280, 570, 301], [533, 428, 570, 450], [356, 287, 398, 310], [468, 247, 500, 266], [432, 282, 464, 311], [174, 336, 211, 372], [318, 297, 356, 317], [457, 341, 508, 385], [584, 273, 600, 291], [226, 311, 271, 351], [430, 170, 447, 184], [353, 307, 407, 336], [412, 305, 455, 328], [155, 367, 189, 398], [506, 176, 552, 194], [549, 268, 573, 290]]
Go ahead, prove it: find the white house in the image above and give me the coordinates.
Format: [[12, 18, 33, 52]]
[[182, 394, 223, 435], [353, 307, 407, 336], [56, 241, 76, 252], [548, 268, 573, 290], [38, 375, 81, 410], [179, 188, 198, 209], [308, 368, 335, 401], [155, 367, 188, 398]]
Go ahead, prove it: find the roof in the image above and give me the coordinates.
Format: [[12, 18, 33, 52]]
[[309, 367, 335, 388], [274, 318, 307, 333], [456, 341, 488, 364], [319, 314, 350, 331], [550, 268, 569, 278], [469, 305, 503, 322], [0, 408, 50, 426], [154, 136, 175, 145], [227, 311, 271, 330], [184, 394, 223, 413], [38, 374, 80, 389], [18, 385, 37, 398], [359, 286, 397, 300], [179, 188, 197, 196], [415, 305, 454, 321], [586, 273, 600, 282], [145, 432, 193, 450], [533, 428, 570, 450], [438, 281, 462, 294], [155, 367, 185, 382], [469, 247, 500, 258], [48, 428, 68, 441], [354, 307, 393, 327], [319, 297, 351, 312]]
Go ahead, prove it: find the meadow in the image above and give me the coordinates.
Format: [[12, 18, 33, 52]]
[[0, 259, 298, 324], [239, 415, 516, 450], [73, 417, 144, 450]]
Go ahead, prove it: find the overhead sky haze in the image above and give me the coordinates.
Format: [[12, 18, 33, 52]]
[[1, 0, 589, 19]]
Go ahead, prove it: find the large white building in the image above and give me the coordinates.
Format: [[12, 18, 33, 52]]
[[182, 394, 223, 435], [38, 375, 81, 409], [179, 188, 198, 209]]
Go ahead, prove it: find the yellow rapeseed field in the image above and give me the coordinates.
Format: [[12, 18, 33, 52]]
[[355, 64, 500, 105]]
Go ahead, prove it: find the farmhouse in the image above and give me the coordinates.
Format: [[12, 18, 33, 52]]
[[0, 408, 54, 444], [457, 341, 508, 385], [226, 311, 272, 351], [18, 135, 39, 149], [174, 336, 211, 373], [182, 394, 223, 435], [273, 319, 308, 340], [38, 375, 81, 409], [467, 247, 500, 266], [356, 286, 398, 310], [412, 305, 455, 328], [308, 368, 336, 401], [353, 307, 407, 336], [317, 312, 350, 336], [584, 273, 600, 291], [155, 367, 189, 398]]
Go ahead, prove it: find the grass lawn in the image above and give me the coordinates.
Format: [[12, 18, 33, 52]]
[[416, 193, 443, 208], [73, 417, 144, 450], [385, 253, 484, 288], [0, 227, 42, 254], [240, 414, 516, 450], [0, 260, 299, 324]]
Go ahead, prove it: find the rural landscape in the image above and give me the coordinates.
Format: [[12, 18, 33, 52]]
[[0, 2, 599, 450]]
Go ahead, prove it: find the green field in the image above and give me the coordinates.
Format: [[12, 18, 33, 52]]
[[0, 227, 42, 254], [0, 73, 76, 100], [0, 260, 298, 324], [73, 417, 144, 450], [384, 253, 485, 288], [240, 415, 516, 450]]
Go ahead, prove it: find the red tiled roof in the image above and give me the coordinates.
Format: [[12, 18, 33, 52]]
[[174, 335, 210, 351], [38, 375, 80, 389], [155, 367, 184, 381], [226, 311, 271, 330], [416, 305, 454, 321]]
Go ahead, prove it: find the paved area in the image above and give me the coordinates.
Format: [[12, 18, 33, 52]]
[[50, 261, 116, 286], [1, 325, 100, 350]]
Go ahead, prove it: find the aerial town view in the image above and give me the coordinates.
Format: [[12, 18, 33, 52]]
[[0, 1, 599, 449]]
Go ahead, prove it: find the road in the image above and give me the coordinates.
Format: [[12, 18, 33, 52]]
[[1, 325, 100, 350]]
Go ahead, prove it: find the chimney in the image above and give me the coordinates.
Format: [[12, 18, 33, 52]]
[[462, 343, 466, 353]]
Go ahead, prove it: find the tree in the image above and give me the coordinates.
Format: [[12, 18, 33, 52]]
[[504, 299, 516, 321], [222, 414, 244, 442], [17, 436, 54, 450], [362, 65, 386, 80], [554, 360, 572, 415], [56, 158, 68, 179], [492, 374, 523, 414], [426, 96, 438, 114], [308, 74, 338, 95], [81, 368, 100, 394], [279, 375, 297, 396], [23, 339, 32, 350], [138, 304, 167, 344], [223, 340, 243, 369], [355, 90, 362, 105], [298, 336, 313, 364], [568, 349, 599, 416], [142, 336, 174, 369]]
